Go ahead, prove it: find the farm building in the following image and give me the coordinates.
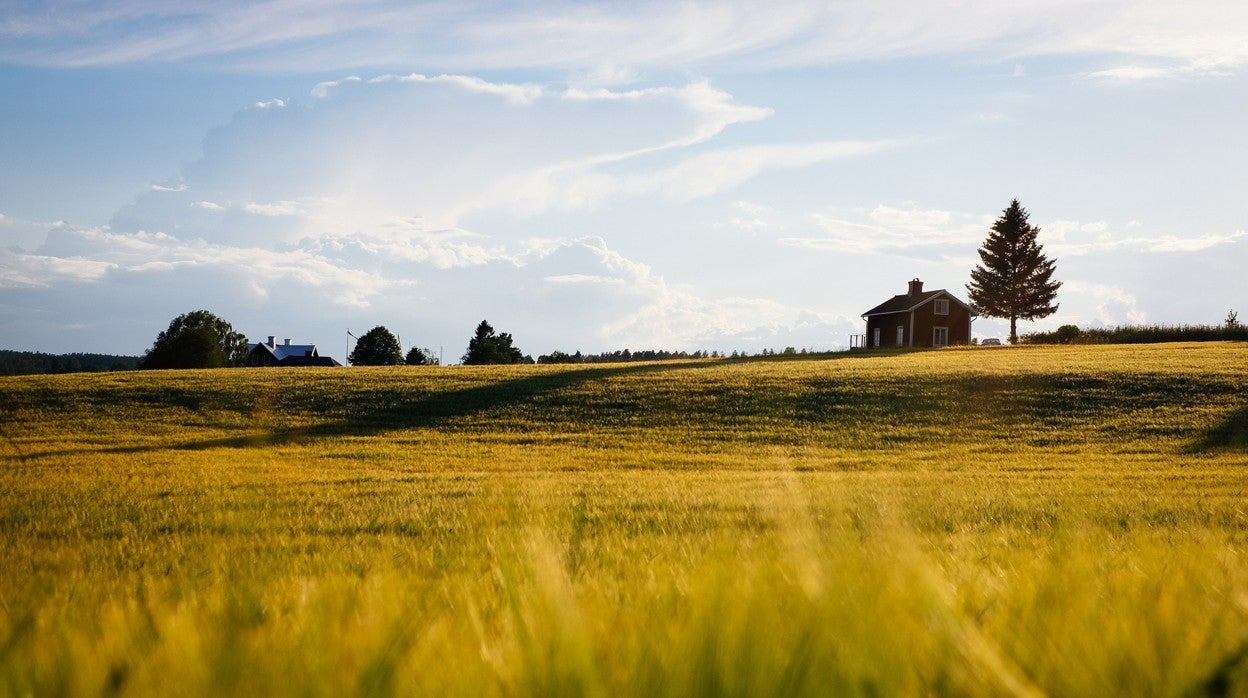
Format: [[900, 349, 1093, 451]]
[[860, 279, 974, 349], [247, 336, 341, 367]]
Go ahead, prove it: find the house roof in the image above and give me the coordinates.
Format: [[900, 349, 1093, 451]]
[[862, 289, 973, 317], [248, 341, 319, 361]]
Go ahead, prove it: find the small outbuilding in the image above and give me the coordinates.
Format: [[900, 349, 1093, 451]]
[[247, 336, 341, 367], [861, 279, 974, 349]]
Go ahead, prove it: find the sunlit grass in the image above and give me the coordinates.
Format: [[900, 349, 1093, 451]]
[[1, 343, 1247, 695]]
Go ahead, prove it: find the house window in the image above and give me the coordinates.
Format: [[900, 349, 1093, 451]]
[[896, 326, 905, 347], [934, 299, 949, 315], [933, 327, 949, 347], [872, 328, 881, 348]]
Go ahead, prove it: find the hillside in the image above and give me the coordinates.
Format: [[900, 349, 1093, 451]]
[[2, 343, 1247, 696]]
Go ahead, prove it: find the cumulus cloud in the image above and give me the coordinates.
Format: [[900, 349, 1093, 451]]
[[128, 72, 853, 233], [1063, 281, 1148, 325]]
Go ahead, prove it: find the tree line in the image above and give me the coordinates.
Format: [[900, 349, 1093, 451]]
[[132, 311, 827, 371], [0, 350, 138, 376], [1021, 315, 1246, 345], [134, 315, 547, 369]]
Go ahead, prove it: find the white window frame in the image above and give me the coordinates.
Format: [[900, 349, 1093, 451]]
[[896, 326, 905, 347], [934, 299, 949, 315], [933, 326, 949, 347]]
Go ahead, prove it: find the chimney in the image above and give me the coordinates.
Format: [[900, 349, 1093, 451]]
[[284, 338, 291, 346], [267, 335, 275, 347], [908, 278, 924, 296]]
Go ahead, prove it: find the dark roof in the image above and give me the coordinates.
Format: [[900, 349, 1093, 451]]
[[862, 289, 972, 317], [248, 341, 320, 361]]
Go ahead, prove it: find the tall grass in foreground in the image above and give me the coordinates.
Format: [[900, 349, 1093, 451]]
[[1, 343, 1247, 696]]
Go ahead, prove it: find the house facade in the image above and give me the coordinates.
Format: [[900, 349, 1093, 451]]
[[247, 336, 341, 367], [861, 279, 973, 349]]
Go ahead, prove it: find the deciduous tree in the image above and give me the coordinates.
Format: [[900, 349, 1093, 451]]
[[967, 200, 1062, 344], [348, 326, 403, 366], [137, 310, 248, 369]]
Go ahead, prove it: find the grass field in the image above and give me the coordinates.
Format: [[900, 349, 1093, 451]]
[[2, 342, 1247, 696]]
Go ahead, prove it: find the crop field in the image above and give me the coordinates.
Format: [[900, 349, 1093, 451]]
[[2, 342, 1247, 696]]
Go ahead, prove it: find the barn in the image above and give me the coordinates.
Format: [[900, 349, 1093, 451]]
[[861, 279, 974, 349]]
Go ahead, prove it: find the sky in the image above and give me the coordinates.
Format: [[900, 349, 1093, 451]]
[[1, 1, 1246, 362]]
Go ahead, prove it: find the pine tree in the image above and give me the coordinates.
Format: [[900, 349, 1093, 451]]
[[461, 320, 525, 365], [967, 200, 1061, 344]]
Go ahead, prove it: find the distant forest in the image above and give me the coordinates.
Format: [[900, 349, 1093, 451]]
[[0, 351, 139, 376]]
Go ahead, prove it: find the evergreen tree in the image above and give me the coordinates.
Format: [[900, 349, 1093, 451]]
[[405, 346, 438, 365], [461, 320, 525, 365], [348, 326, 404, 366], [967, 200, 1062, 344], [137, 310, 248, 369]]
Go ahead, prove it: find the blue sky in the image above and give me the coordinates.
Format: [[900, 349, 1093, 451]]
[[2, 1, 1245, 360]]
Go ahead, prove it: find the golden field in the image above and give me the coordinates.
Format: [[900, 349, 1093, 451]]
[[2, 343, 1247, 696]]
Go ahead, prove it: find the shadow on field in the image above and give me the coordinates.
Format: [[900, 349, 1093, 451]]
[[1186, 406, 1248, 453], [167, 361, 721, 452]]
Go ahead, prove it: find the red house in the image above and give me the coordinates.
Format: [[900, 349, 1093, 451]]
[[861, 279, 973, 349]]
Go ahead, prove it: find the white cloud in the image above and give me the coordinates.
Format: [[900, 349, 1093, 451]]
[[254, 98, 286, 109], [544, 274, 622, 285], [6, 1, 1248, 78], [244, 201, 302, 217], [0, 247, 116, 287], [724, 200, 771, 231], [1086, 65, 1183, 82], [1049, 226, 1246, 255], [869, 204, 952, 227], [787, 204, 986, 254], [646, 141, 899, 203], [1045, 219, 1109, 242], [371, 73, 545, 105], [192, 200, 225, 212], [1063, 281, 1147, 325], [311, 75, 361, 98], [149, 182, 187, 193], [973, 111, 1006, 123]]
